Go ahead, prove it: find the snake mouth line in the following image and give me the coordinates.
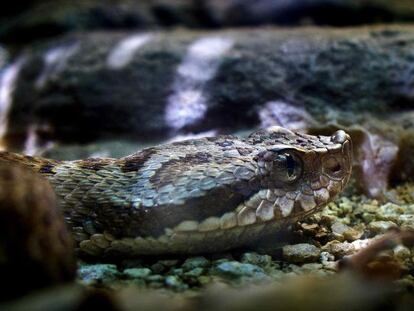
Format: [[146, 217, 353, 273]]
[[78, 176, 345, 257]]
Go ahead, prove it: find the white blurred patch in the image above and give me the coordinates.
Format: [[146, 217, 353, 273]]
[[36, 42, 79, 89], [168, 130, 217, 143], [23, 125, 54, 156], [0, 59, 25, 149], [106, 34, 153, 69], [259, 101, 315, 131], [165, 36, 234, 130]]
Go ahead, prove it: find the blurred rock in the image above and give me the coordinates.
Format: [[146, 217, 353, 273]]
[[282, 243, 321, 263], [4, 26, 414, 153], [0, 163, 76, 301], [3, 0, 414, 44]]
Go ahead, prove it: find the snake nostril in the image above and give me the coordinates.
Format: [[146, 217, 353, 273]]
[[331, 164, 342, 173]]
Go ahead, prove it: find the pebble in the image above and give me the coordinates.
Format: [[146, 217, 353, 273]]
[[182, 257, 210, 271], [367, 221, 398, 234], [213, 261, 267, 279], [322, 241, 356, 258], [282, 243, 321, 263], [184, 267, 204, 278], [241, 252, 272, 267], [331, 222, 363, 241], [123, 268, 152, 279], [165, 276, 188, 291], [377, 203, 405, 222], [78, 264, 119, 285], [393, 245, 411, 261]]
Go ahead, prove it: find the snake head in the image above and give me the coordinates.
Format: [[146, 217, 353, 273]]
[[251, 127, 352, 218]]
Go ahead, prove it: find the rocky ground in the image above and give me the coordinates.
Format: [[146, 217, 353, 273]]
[[77, 182, 414, 293]]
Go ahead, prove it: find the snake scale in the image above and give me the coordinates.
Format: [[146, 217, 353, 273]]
[[0, 126, 352, 258]]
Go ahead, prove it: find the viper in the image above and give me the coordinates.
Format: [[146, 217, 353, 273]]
[[0, 126, 352, 258]]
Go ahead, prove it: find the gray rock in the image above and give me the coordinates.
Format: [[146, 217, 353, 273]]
[[182, 256, 210, 271], [6, 26, 414, 152], [123, 268, 152, 279], [183, 267, 204, 278], [164, 275, 188, 291], [368, 220, 398, 235], [240, 252, 272, 267], [213, 261, 267, 279], [78, 264, 119, 285], [283, 243, 321, 263]]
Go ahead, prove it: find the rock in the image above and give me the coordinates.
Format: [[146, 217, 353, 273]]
[[182, 257, 210, 271], [368, 221, 398, 235], [78, 264, 120, 285], [5, 26, 414, 153], [213, 261, 267, 279], [331, 222, 363, 241], [377, 203, 405, 223], [322, 241, 357, 258], [393, 246, 411, 261], [0, 164, 76, 301], [283, 243, 321, 263], [183, 267, 204, 278], [123, 268, 152, 279], [164, 275, 188, 291], [150, 263, 166, 274], [400, 215, 414, 230], [240, 252, 272, 268]]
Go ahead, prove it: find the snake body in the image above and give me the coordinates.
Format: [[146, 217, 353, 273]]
[[0, 126, 352, 258]]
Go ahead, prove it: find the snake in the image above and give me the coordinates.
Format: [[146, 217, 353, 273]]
[[0, 126, 352, 258]]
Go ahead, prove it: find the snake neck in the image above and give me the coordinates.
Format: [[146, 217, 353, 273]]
[[0, 151, 60, 175]]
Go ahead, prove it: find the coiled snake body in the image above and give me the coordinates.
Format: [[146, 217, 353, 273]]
[[0, 127, 352, 258]]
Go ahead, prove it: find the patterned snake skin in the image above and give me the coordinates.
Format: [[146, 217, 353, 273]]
[[0, 126, 352, 258]]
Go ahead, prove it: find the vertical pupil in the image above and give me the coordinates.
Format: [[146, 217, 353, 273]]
[[285, 153, 295, 177]]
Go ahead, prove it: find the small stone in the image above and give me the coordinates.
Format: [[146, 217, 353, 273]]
[[182, 256, 210, 271], [368, 221, 398, 235], [123, 268, 151, 279], [393, 245, 411, 261], [198, 275, 212, 285], [320, 251, 335, 263], [330, 221, 363, 241], [400, 215, 414, 230], [282, 243, 321, 263], [241, 252, 272, 267], [170, 268, 184, 276], [331, 222, 348, 238], [300, 263, 323, 273], [78, 264, 119, 285], [165, 275, 187, 291], [213, 261, 266, 279], [322, 241, 356, 258], [184, 267, 204, 278], [150, 262, 166, 274], [377, 203, 405, 222]]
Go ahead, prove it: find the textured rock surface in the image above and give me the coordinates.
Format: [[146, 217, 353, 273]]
[[4, 25, 414, 151]]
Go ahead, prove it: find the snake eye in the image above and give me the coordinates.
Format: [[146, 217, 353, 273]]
[[275, 151, 302, 182]]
